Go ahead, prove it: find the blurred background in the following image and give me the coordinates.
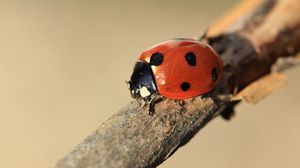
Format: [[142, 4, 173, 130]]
[[0, 0, 299, 168]]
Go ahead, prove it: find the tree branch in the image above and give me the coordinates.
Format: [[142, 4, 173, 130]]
[[54, 0, 300, 167]]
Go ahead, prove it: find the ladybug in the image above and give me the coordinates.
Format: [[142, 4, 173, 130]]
[[129, 38, 223, 104]]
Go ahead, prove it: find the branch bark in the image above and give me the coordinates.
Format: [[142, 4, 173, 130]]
[[54, 0, 300, 167]]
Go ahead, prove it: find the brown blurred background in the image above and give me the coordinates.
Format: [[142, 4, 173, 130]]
[[0, 0, 299, 168]]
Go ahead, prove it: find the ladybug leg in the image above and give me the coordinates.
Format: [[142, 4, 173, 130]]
[[148, 95, 165, 115], [148, 98, 156, 116], [178, 100, 185, 106], [135, 97, 147, 109], [135, 98, 143, 107], [174, 100, 186, 113]]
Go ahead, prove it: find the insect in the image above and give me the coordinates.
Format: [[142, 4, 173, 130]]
[[129, 38, 223, 113]]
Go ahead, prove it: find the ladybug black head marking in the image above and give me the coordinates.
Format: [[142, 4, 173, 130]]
[[129, 61, 157, 99]]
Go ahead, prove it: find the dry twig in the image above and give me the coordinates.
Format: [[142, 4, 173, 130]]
[[54, 0, 300, 167]]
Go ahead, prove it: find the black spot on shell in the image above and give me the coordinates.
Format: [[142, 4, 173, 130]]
[[185, 52, 196, 66], [211, 67, 218, 81], [180, 82, 190, 91], [150, 52, 163, 66]]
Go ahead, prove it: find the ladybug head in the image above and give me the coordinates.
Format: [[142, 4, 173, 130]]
[[129, 61, 157, 99]]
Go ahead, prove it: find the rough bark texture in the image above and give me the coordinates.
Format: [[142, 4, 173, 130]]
[[54, 0, 300, 168]]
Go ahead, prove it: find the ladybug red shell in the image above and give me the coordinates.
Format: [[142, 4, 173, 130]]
[[129, 38, 223, 100]]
